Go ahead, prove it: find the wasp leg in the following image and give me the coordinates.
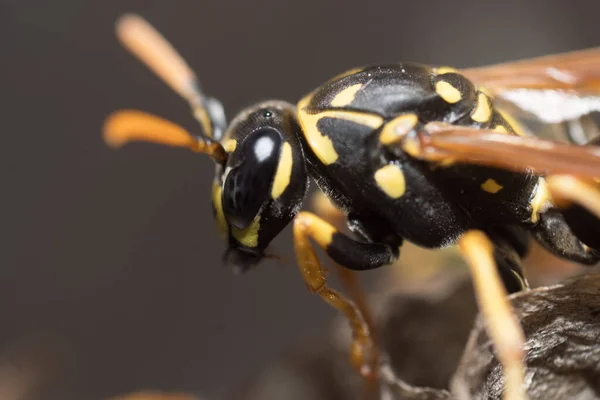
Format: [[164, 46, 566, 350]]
[[310, 191, 344, 221], [293, 211, 399, 377], [310, 192, 376, 330], [544, 175, 600, 256], [458, 230, 526, 400], [484, 226, 530, 294], [532, 208, 600, 263]]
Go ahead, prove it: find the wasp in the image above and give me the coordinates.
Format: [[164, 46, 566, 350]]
[[103, 14, 600, 400]]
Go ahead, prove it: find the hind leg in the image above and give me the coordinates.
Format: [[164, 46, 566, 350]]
[[458, 230, 527, 400], [545, 176, 600, 256]]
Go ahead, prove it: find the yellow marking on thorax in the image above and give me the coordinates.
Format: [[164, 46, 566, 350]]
[[493, 125, 508, 133], [211, 182, 228, 235], [297, 95, 383, 165], [271, 142, 293, 199], [374, 164, 406, 198], [481, 178, 503, 194], [380, 113, 418, 145], [435, 81, 462, 104], [435, 66, 458, 75], [497, 108, 531, 137], [472, 92, 492, 123], [530, 178, 550, 223], [511, 270, 529, 290], [231, 215, 261, 247], [330, 83, 363, 107], [400, 136, 421, 158], [223, 138, 237, 153]]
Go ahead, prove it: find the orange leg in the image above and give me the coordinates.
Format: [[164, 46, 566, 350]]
[[546, 175, 600, 219], [310, 192, 376, 331], [458, 230, 527, 400], [293, 211, 378, 378]]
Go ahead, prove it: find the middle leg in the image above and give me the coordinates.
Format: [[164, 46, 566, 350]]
[[458, 230, 527, 400]]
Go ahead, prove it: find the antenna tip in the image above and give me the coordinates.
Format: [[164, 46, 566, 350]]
[[115, 13, 147, 38], [102, 111, 129, 148]]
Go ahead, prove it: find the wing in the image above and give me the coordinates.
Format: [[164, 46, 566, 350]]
[[408, 122, 600, 179], [462, 48, 600, 123]]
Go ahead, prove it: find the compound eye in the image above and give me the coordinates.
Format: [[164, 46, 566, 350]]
[[222, 128, 282, 229]]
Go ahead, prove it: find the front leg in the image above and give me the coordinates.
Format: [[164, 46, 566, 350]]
[[293, 212, 399, 377]]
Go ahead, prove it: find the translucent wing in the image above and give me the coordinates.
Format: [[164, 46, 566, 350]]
[[462, 48, 600, 123], [412, 122, 600, 179]]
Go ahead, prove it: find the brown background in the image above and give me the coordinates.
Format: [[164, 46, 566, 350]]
[[2, 1, 599, 399]]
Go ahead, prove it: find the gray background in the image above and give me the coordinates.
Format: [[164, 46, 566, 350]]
[[2, 0, 599, 399]]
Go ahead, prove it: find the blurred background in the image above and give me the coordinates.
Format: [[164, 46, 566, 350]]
[[2, 0, 600, 399]]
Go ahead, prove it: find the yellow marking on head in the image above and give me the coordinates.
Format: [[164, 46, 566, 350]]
[[330, 83, 363, 107], [472, 92, 492, 123], [223, 138, 237, 153], [497, 108, 530, 137], [297, 95, 383, 165], [493, 125, 508, 133], [374, 164, 406, 198], [481, 179, 503, 194], [231, 215, 261, 247], [435, 66, 458, 75], [435, 81, 462, 104], [271, 142, 293, 199], [211, 182, 228, 235], [530, 178, 550, 223], [380, 114, 418, 145]]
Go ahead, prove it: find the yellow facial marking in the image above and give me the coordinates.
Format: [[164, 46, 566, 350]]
[[472, 92, 492, 123], [380, 114, 418, 145], [231, 215, 261, 247], [223, 138, 237, 153], [481, 178, 503, 194], [435, 81, 462, 104], [271, 142, 293, 199], [435, 66, 458, 75], [530, 178, 550, 223], [297, 95, 383, 165], [330, 83, 363, 107], [374, 164, 406, 198], [211, 182, 228, 235]]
